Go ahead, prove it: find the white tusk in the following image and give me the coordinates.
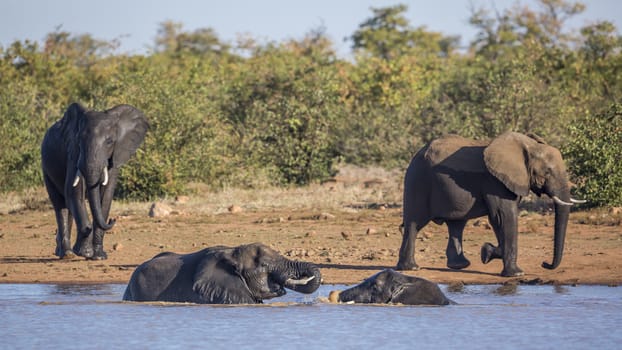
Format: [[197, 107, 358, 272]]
[[72, 170, 81, 187], [570, 198, 587, 204], [102, 167, 109, 186], [552, 196, 574, 206], [285, 275, 315, 286]]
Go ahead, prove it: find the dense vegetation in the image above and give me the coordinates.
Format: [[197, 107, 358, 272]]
[[1, 0, 621, 206]]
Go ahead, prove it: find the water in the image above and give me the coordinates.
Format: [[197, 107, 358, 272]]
[[0, 283, 620, 349]]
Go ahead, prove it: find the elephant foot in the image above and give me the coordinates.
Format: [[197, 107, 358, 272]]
[[58, 250, 78, 260], [447, 256, 471, 270], [89, 248, 108, 260], [396, 261, 420, 271], [481, 242, 501, 264], [501, 266, 524, 277], [55, 237, 73, 258], [74, 243, 94, 259]]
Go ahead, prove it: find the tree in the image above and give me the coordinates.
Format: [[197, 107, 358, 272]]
[[576, 21, 622, 100], [154, 21, 230, 57], [43, 29, 119, 66], [350, 4, 459, 60]]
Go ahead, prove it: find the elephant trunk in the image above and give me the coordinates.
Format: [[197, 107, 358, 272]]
[[542, 189, 571, 270], [284, 262, 322, 294], [86, 185, 115, 231]]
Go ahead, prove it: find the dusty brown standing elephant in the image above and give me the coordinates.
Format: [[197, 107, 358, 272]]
[[397, 132, 585, 277]]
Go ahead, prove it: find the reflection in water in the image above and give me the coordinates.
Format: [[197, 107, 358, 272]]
[[554, 284, 569, 294], [446, 281, 465, 293], [493, 281, 519, 296], [51, 284, 117, 296]]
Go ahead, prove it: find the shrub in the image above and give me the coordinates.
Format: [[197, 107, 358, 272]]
[[563, 103, 622, 207]]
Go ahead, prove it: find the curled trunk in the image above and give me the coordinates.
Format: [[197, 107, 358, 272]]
[[284, 262, 322, 294], [87, 186, 115, 231]]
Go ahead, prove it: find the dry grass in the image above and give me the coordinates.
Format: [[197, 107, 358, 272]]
[[0, 187, 51, 215], [3, 165, 618, 228], [572, 208, 622, 226], [1, 165, 403, 217], [117, 165, 403, 216]]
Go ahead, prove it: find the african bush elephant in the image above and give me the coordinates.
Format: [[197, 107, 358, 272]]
[[328, 269, 453, 305], [397, 132, 584, 277], [123, 243, 322, 304], [41, 103, 148, 260]]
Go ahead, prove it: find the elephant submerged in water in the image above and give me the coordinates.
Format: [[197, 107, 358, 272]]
[[41, 103, 148, 260], [328, 269, 453, 305], [397, 132, 585, 277], [123, 243, 322, 304]]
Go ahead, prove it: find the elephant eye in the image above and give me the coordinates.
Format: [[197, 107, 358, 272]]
[[105, 137, 114, 145]]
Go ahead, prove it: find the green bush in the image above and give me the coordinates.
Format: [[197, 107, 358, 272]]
[[563, 104, 622, 207], [98, 55, 232, 199], [1, 2, 621, 202], [220, 45, 344, 185]]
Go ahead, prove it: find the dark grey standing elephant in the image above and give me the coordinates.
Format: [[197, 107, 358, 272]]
[[397, 132, 585, 277], [328, 269, 453, 305], [41, 103, 148, 260], [123, 243, 322, 304]]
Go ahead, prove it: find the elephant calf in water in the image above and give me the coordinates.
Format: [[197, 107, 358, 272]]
[[123, 243, 321, 304], [329, 269, 453, 305]]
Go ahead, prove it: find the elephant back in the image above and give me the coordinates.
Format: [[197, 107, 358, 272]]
[[424, 134, 489, 173]]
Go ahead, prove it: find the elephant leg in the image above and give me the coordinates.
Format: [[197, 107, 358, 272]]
[[69, 181, 94, 258], [484, 202, 524, 277], [44, 175, 76, 259], [481, 242, 502, 264], [91, 227, 107, 260], [397, 220, 428, 270], [91, 170, 118, 260], [446, 220, 470, 269], [55, 209, 76, 259], [73, 208, 93, 258]]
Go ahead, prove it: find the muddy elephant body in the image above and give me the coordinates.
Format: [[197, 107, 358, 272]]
[[329, 269, 453, 305], [397, 132, 583, 277], [41, 103, 148, 260], [123, 243, 322, 304]]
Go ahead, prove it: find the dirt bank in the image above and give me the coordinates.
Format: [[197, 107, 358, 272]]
[[1, 201, 620, 286]]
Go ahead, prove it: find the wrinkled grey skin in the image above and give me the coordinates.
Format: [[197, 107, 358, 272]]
[[41, 103, 148, 260], [332, 269, 453, 305], [123, 243, 322, 304], [397, 132, 574, 277]]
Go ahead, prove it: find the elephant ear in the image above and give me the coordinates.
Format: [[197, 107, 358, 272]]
[[192, 250, 256, 304], [106, 104, 149, 167], [483, 132, 530, 196]]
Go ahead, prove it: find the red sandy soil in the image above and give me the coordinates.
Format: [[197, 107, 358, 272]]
[[1, 204, 620, 286]]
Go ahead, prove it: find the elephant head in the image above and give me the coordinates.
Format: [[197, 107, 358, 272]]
[[70, 103, 148, 231], [483, 132, 583, 270], [123, 243, 322, 304], [328, 269, 452, 305]]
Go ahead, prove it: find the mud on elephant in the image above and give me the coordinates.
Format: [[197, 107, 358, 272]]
[[329, 269, 453, 305], [41, 103, 148, 260], [397, 132, 585, 277], [123, 243, 322, 304]]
